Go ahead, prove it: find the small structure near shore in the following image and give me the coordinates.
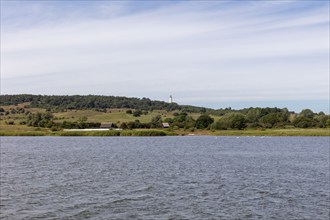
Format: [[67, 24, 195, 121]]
[[100, 123, 115, 129], [161, 123, 170, 128]]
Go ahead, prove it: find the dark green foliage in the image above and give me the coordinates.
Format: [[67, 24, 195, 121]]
[[150, 115, 162, 128], [299, 109, 314, 119], [212, 113, 247, 130], [6, 120, 15, 125], [133, 110, 142, 117], [125, 120, 150, 129], [259, 113, 282, 128], [315, 114, 330, 128], [246, 108, 262, 123], [0, 94, 182, 112], [293, 116, 316, 128], [227, 113, 246, 130], [25, 112, 100, 129], [4, 107, 26, 115], [168, 112, 195, 129], [26, 112, 54, 128], [126, 110, 133, 114], [59, 121, 101, 129], [195, 115, 214, 129], [120, 122, 128, 129]]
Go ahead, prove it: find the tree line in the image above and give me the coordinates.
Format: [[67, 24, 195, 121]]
[[0, 94, 186, 112], [1, 95, 329, 130]]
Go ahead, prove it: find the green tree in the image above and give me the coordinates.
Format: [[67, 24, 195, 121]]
[[150, 115, 162, 128], [120, 122, 128, 129], [293, 116, 315, 128], [26, 112, 54, 127], [314, 114, 330, 128], [133, 110, 142, 117], [299, 109, 314, 119], [195, 115, 214, 129], [246, 108, 262, 123], [259, 113, 281, 128], [213, 113, 246, 130]]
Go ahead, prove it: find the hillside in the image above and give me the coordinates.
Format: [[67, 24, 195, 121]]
[[0, 94, 207, 113], [0, 94, 329, 136]]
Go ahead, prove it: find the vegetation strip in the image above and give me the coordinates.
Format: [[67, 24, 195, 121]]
[[1, 95, 329, 136], [0, 129, 328, 136]]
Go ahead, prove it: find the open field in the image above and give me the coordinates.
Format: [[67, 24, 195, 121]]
[[1, 106, 222, 124], [54, 109, 173, 123], [53, 109, 220, 123]]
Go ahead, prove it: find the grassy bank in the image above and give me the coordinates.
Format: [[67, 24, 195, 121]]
[[0, 128, 329, 136], [0, 129, 171, 137], [182, 128, 330, 136]]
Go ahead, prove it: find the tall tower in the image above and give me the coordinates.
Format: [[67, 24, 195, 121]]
[[169, 95, 173, 103]]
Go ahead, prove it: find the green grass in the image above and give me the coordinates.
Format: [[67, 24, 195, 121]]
[[188, 128, 330, 136], [1, 127, 328, 136], [0, 131, 48, 136], [53, 109, 177, 123]]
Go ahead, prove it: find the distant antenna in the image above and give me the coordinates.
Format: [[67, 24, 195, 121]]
[[169, 95, 173, 103]]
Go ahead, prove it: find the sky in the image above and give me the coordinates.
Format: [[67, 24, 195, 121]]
[[1, 0, 329, 113]]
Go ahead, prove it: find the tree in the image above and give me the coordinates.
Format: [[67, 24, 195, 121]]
[[259, 113, 281, 128], [150, 115, 162, 128], [195, 115, 214, 129], [133, 110, 142, 117], [120, 122, 128, 129], [293, 116, 315, 128], [229, 114, 246, 130], [26, 112, 54, 127], [246, 108, 262, 123], [299, 109, 314, 119], [314, 114, 329, 128], [213, 113, 246, 130]]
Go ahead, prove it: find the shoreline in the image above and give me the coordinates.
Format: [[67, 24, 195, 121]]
[[1, 128, 329, 137]]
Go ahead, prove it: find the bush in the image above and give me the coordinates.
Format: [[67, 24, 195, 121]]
[[293, 117, 316, 128], [6, 120, 15, 125], [213, 113, 246, 130], [195, 115, 214, 129]]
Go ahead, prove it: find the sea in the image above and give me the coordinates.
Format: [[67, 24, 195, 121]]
[[0, 136, 329, 219]]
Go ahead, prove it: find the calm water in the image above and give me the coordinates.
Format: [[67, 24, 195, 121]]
[[0, 136, 329, 220]]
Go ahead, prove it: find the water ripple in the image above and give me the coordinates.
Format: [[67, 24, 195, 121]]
[[1, 136, 329, 219]]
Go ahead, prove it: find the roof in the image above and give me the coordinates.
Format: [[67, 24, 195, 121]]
[[100, 123, 114, 128], [162, 123, 170, 127]]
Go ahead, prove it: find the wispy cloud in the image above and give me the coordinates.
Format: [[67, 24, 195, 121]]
[[1, 1, 329, 112]]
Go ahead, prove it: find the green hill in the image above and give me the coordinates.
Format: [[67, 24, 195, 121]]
[[0, 94, 329, 136]]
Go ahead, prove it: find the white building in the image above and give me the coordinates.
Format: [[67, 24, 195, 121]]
[[169, 95, 173, 103]]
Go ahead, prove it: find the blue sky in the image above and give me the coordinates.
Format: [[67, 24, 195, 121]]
[[1, 0, 329, 113]]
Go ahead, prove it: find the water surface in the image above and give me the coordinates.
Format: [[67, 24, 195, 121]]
[[1, 136, 329, 219]]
